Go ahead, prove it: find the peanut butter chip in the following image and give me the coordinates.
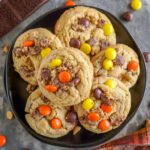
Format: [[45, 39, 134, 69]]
[[73, 126, 81, 135], [6, 111, 14, 120]]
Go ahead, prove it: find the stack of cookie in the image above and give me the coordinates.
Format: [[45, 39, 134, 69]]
[[12, 6, 140, 138]]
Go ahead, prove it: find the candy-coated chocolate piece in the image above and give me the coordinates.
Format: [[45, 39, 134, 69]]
[[65, 111, 78, 124], [105, 47, 117, 60], [102, 23, 114, 36], [94, 88, 102, 99], [45, 85, 58, 92], [65, 0, 76, 6], [100, 104, 112, 113], [103, 59, 113, 70], [69, 38, 81, 49], [127, 60, 138, 71], [122, 11, 133, 21], [78, 18, 90, 28], [82, 98, 94, 110], [80, 43, 92, 54], [104, 79, 117, 89], [50, 58, 62, 68], [23, 40, 34, 47], [50, 118, 62, 129], [38, 105, 51, 116], [87, 112, 100, 122], [41, 47, 51, 58], [98, 120, 111, 131], [0, 135, 6, 147], [58, 71, 72, 83], [131, 0, 142, 10]]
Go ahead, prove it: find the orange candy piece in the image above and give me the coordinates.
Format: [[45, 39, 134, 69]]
[[0, 135, 6, 147], [38, 105, 51, 116], [58, 71, 72, 83], [50, 118, 62, 129], [87, 112, 100, 122], [98, 120, 111, 131], [45, 85, 58, 92], [65, 0, 76, 6], [23, 40, 34, 47], [127, 60, 138, 71], [100, 104, 112, 113]]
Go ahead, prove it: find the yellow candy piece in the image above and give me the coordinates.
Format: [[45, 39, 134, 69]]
[[104, 79, 117, 89], [82, 98, 94, 110], [131, 0, 142, 10], [80, 43, 92, 55], [41, 47, 51, 58], [103, 59, 113, 70], [103, 23, 114, 36], [50, 58, 62, 68], [105, 47, 117, 60]]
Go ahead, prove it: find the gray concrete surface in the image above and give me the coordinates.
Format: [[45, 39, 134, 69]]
[[0, 0, 150, 149]]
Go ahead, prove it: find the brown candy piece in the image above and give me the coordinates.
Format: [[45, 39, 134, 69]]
[[114, 55, 124, 66], [73, 77, 81, 86], [40, 68, 51, 83], [143, 52, 150, 62], [94, 88, 102, 99], [88, 38, 97, 46], [78, 18, 90, 28], [122, 11, 133, 22], [69, 38, 81, 49], [98, 19, 105, 28], [66, 111, 78, 124]]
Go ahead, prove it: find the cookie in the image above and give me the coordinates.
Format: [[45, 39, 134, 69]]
[[13, 28, 62, 85], [37, 47, 93, 106], [25, 89, 77, 138], [74, 77, 131, 134], [55, 6, 116, 57], [91, 44, 140, 88]]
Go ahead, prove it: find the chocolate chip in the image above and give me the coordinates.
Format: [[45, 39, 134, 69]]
[[20, 66, 34, 77], [41, 95, 49, 103], [73, 77, 81, 86], [14, 47, 28, 58], [122, 11, 133, 22], [40, 68, 51, 84], [39, 38, 49, 47], [88, 38, 97, 46], [100, 40, 109, 50], [113, 55, 124, 66], [69, 38, 81, 49], [143, 52, 150, 62], [29, 46, 41, 55], [98, 19, 105, 28], [94, 88, 102, 99], [101, 94, 112, 105], [78, 18, 90, 28], [65, 111, 78, 124]]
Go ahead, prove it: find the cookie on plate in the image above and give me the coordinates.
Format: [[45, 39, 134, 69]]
[[37, 47, 93, 106], [25, 89, 77, 138], [13, 28, 62, 85], [74, 77, 131, 134], [91, 44, 140, 88], [55, 6, 116, 57]]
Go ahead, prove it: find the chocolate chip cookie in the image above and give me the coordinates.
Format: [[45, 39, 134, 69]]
[[91, 44, 140, 88], [13, 28, 62, 85], [25, 89, 77, 138], [74, 77, 131, 134], [37, 47, 93, 106], [55, 6, 116, 57]]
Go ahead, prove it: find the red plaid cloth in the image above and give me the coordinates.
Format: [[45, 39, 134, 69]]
[[97, 120, 150, 150]]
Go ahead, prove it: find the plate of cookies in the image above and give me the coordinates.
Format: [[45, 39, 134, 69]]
[[4, 6, 146, 148]]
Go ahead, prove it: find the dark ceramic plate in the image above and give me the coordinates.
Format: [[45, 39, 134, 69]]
[[4, 5, 146, 148]]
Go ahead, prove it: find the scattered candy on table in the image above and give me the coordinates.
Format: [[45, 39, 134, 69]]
[[122, 11, 134, 22], [0, 135, 6, 147], [6, 111, 14, 120], [82, 98, 94, 110], [143, 52, 150, 62], [65, 0, 76, 6], [131, 0, 142, 11]]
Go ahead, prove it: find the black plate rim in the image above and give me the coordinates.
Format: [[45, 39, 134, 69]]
[[5, 5, 147, 148]]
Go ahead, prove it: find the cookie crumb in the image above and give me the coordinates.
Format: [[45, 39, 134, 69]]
[[6, 111, 14, 120], [2, 43, 9, 53], [26, 84, 36, 93], [73, 126, 81, 135]]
